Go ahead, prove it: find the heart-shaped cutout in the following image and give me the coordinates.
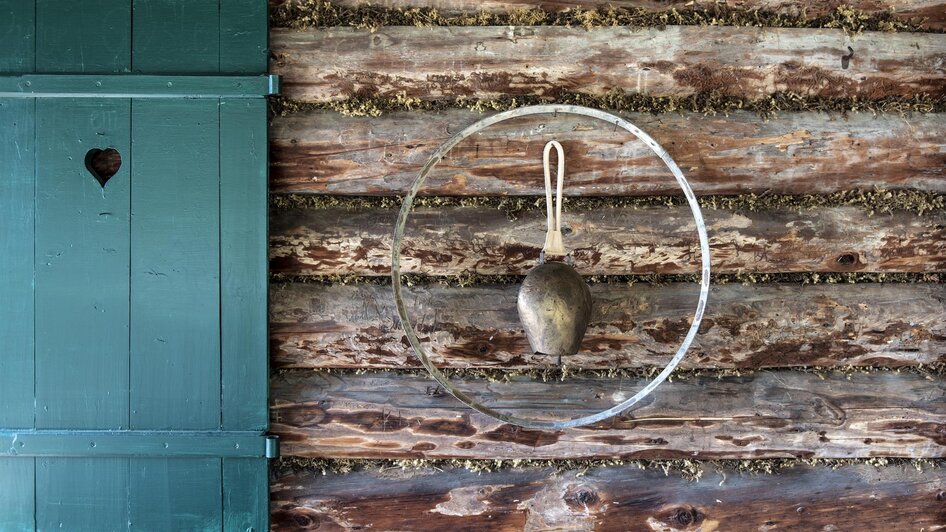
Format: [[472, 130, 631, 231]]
[[85, 148, 122, 188]]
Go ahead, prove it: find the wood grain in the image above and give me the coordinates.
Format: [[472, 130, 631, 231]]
[[271, 108, 946, 196], [271, 462, 946, 531], [271, 0, 946, 31], [270, 370, 946, 459], [271, 26, 946, 101], [271, 282, 946, 370], [269, 205, 946, 276]]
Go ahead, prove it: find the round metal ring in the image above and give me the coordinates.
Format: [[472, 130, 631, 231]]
[[392, 104, 710, 429]]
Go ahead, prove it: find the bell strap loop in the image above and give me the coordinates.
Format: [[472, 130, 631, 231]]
[[542, 140, 566, 257]]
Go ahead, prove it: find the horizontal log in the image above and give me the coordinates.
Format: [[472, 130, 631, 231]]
[[271, 26, 946, 101], [271, 462, 946, 531], [269, 205, 946, 275], [271, 108, 946, 196], [270, 282, 946, 369], [270, 370, 946, 459], [271, 0, 946, 31]]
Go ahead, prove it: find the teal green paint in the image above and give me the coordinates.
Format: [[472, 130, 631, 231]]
[[221, 99, 269, 432], [220, 0, 270, 74], [133, 0, 221, 74], [1, 0, 273, 527], [36, 458, 128, 532], [0, 0, 35, 73], [36, 0, 131, 73], [130, 100, 220, 430], [0, 99, 35, 429], [224, 458, 269, 532], [129, 458, 222, 531], [0, 74, 279, 98], [2, 431, 271, 458], [34, 99, 131, 430], [0, 458, 35, 531]]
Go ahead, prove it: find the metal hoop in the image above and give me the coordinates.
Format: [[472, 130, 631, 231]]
[[392, 104, 711, 429]]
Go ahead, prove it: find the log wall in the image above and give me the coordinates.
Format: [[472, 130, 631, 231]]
[[272, 462, 946, 531], [271, 109, 946, 196], [272, 26, 946, 102], [271, 283, 946, 369], [267, 1, 946, 529]]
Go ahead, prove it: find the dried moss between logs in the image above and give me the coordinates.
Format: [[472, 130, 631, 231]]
[[270, 1, 939, 34], [275, 363, 946, 385], [270, 271, 945, 287], [269, 91, 946, 119], [270, 189, 946, 217], [273, 456, 943, 480]]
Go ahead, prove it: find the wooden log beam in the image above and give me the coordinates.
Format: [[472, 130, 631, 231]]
[[270, 370, 946, 459], [271, 26, 946, 101], [270, 0, 946, 31], [270, 109, 946, 196], [269, 205, 946, 276], [271, 282, 946, 369], [271, 463, 946, 531]]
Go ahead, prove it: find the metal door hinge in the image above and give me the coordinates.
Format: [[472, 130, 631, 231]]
[[265, 435, 280, 459], [0, 74, 281, 98], [1, 430, 277, 458]]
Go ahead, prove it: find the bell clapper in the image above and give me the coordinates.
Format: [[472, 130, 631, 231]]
[[516, 140, 593, 360]]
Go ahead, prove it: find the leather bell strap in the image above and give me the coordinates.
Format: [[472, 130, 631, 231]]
[[542, 140, 567, 257]]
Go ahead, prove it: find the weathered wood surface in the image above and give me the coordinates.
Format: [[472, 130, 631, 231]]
[[271, 26, 946, 101], [269, 205, 946, 276], [271, 282, 946, 370], [271, 0, 946, 31], [271, 109, 946, 196], [270, 370, 946, 459], [271, 463, 946, 531]]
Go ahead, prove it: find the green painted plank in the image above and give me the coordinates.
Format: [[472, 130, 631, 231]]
[[2, 431, 271, 458], [129, 458, 222, 531], [133, 0, 220, 74], [0, 458, 35, 531], [0, 99, 35, 429], [223, 458, 268, 532], [35, 0, 131, 73], [36, 457, 128, 532], [0, 0, 35, 73], [220, 99, 268, 432], [34, 99, 130, 430], [220, 0, 269, 74], [130, 100, 220, 430], [0, 74, 280, 98]]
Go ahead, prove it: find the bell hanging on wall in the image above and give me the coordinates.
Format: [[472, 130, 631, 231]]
[[517, 141, 592, 362]]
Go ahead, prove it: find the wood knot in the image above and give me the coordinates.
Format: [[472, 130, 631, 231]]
[[563, 486, 601, 512], [667, 507, 704, 528], [836, 253, 857, 265], [274, 508, 322, 530], [293, 514, 315, 527], [834, 252, 864, 270]]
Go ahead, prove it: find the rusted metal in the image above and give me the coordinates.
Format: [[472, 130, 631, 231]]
[[518, 260, 592, 360]]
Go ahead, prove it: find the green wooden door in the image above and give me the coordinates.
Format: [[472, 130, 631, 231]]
[[0, 1, 275, 530]]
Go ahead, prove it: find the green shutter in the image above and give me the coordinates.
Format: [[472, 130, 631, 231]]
[[0, 1, 276, 530]]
